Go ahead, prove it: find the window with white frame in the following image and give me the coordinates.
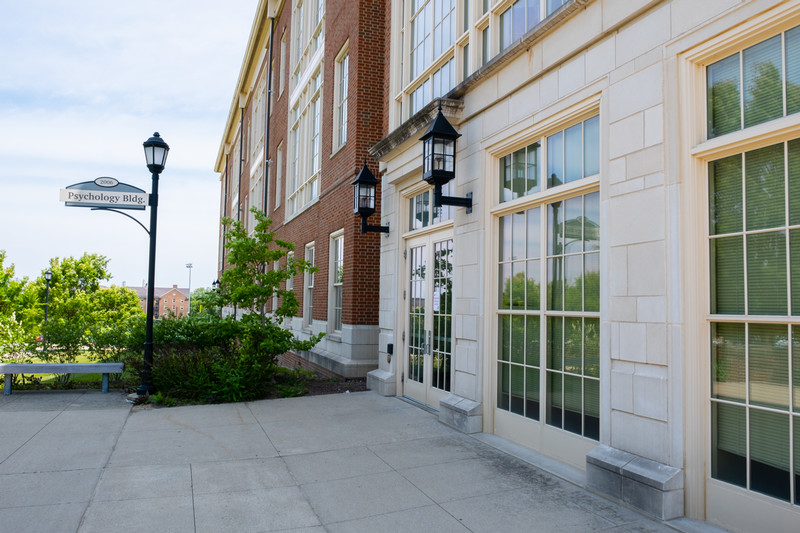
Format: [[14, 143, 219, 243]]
[[707, 24, 800, 139], [408, 181, 455, 231], [396, 0, 572, 120], [280, 31, 287, 95], [500, 115, 599, 202], [334, 46, 349, 150], [699, 19, 800, 509], [496, 114, 600, 440], [287, 0, 323, 218], [287, 70, 322, 217], [401, 0, 456, 119], [330, 232, 344, 332], [275, 142, 283, 209], [304, 244, 315, 326], [499, 0, 542, 53]]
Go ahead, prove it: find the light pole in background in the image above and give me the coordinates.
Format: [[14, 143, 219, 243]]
[[186, 263, 193, 315], [138, 132, 169, 396], [43, 269, 52, 353]]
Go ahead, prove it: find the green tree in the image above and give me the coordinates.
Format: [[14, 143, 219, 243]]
[[38, 253, 141, 365], [188, 287, 222, 317], [221, 208, 313, 323]]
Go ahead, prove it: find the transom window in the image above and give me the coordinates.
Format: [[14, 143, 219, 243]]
[[500, 115, 599, 202], [497, 191, 600, 440], [707, 24, 800, 139], [709, 139, 800, 504], [408, 182, 455, 231]]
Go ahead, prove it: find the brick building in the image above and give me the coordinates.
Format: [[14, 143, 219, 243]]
[[215, 0, 387, 377], [131, 284, 190, 318]]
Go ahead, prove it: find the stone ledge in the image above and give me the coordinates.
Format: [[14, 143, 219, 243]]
[[439, 394, 482, 434], [586, 445, 684, 521]]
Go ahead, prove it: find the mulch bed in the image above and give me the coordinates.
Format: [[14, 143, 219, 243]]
[[304, 377, 367, 396]]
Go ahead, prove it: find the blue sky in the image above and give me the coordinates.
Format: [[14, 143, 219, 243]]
[[0, 1, 256, 291]]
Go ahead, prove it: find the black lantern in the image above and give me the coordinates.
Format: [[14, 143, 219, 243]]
[[352, 160, 389, 234], [419, 102, 472, 212], [143, 132, 170, 175], [421, 103, 460, 187]]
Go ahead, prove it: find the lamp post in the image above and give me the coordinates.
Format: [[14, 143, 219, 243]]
[[139, 132, 169, 396], [44, 269, 51, 353], [185, 263, 193, 315]]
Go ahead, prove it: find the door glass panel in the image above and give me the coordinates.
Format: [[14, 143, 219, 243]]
[[408, 245, 426, 384], [432, 239, 453, 392]]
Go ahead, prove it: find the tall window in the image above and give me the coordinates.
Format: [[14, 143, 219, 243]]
[[704, 25, 800, 507], [331, 233, 344, 332], [287, 71, 322, 217], [496, 115, 600, 440], [304, 244, 315, 326], [708, 24, 800, 138], [335, 48, 349, 149], [280, 32, 287, 95], [405, 0, 456, 118], [275, 142, 283, 209], [708, 140, 800, 504], [497, 192, 600, 440]]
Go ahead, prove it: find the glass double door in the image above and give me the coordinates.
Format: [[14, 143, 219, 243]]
[[405, 232, 454, 409]]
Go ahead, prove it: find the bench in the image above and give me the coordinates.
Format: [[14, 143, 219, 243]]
[[0, 363, 125, 395]]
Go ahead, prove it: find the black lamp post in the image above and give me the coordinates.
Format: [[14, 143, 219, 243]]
[[420, 102, 472, 213], [44, 269, 51, 352], [138, 132, 169, 396], [352, 160, 389, 234]]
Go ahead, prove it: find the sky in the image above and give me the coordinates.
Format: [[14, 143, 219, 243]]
[[0, 1, 257, 291]]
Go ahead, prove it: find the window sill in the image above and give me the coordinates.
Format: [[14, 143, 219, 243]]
[[327, 333, 342, 343]]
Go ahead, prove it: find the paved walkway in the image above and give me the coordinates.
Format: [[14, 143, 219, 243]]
[[0, 390, 722, 532]]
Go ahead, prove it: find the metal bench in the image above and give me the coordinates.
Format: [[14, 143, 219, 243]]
[[0, 362, 125, 395]]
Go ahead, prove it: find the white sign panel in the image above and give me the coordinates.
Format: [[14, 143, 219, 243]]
[[59, 189, 147, 208], [61, 178, 147, 210]]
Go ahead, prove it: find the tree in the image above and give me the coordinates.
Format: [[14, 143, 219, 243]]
[[188, 287, 222, 317], [0, 250, 34, 321], [220, 208, 313, 323], [219, 208, 322, 360], [38, 253, 142, 364]]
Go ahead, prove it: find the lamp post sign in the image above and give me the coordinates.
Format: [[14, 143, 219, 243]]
[[60, 177, 147, 210]]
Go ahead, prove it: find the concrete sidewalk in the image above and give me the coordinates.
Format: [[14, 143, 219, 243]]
[[0, 390, 719, 532]]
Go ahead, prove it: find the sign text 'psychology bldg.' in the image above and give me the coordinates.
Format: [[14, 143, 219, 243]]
[[60, 178, 147, 210]]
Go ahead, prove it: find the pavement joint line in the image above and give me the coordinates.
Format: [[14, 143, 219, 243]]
[[190, 463, 198, 533], [0, 390, 86, 469], [76, 391, 133, 532]]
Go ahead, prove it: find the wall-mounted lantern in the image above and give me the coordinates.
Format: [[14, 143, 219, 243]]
[[352, 160, 389, 234], [420, 102, 472, 213]]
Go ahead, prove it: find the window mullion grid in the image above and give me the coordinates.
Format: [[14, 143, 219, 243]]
[[745, 322, 752, 491]]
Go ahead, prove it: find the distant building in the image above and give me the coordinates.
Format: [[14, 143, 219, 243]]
[[130, 284, 190, 318]]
